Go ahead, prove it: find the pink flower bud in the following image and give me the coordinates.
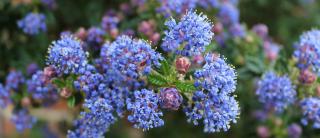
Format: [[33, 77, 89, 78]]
[[175, 57, 191, 74], [75, 27, 87, 40], [21, 97, 31, 107], [299, 69, 316, 84], [44, 66, 56, 78], [60, 87, 72, 98], [257, 126, 270, 138], [213, 22, 223, 34]]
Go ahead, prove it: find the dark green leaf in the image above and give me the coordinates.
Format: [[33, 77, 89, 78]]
[[67, 96, 76, 108], [147, 74, 168, 86], [52, 79, 65, 88], [175, 81, 196, 93]]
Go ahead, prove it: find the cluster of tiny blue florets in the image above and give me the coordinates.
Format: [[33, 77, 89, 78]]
[[0, 83, 10, 108], [161, 11, 213, 56], [157, 0, 197, 17], [47, 35, 88, 75], [218, 2, 239, 26], [127, 89, 164, 131], [27, 71, 58, 101], [11, 109, 37, 133], [86, 27, 106, 48], [103, 35, 163, 78], [67, 98, 116, 138], [294, 29, 320, 75], [184, 53, 239, 133], [256, 72, 296, 113], [300, 97, 320, 128], [5, 70, 25, 91], [17, 13, 47, 35]]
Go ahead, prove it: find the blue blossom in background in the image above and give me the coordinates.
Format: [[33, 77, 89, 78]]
[[86, 27, 106, 48], [256, 72, 296, 113], [229, 23, 246, 38], [294, 29, 320, 75], [300, 97, 320, 128], [198, 0, 220, 9], [47, 35, 88, 75], [26, 63, 39, 76], [27, 71, 58, 102], [161, 11, 213, 56], [68, 98, 116, 138], [184, 90, 240, 133], [41, 0, 57, 9], [127, 89, 164, 131], [287, 123, 302, 138], [11, 109, 37, 132], [194, 53, 237, 95], [157, 0, 197, 17], [17, 13, 46, 35], [103, 35, 163, 78], [218, 3, 239, 26], [0, 83, 10, 108], [5, 70, 25, 91], [101, 14, 119, 32]]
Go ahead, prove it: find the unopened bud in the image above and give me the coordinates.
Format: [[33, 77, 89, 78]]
[[213, 22, 223, 34], [110, 28, 119, 39], [175, 57, 191, 74], [257, 126, 270, 138], [21, 97, 31, 107], [60, 87, 72, 98], [44, 66, 56, 78], [299, 69, 316, 84], [75, 27, 87, 40], [159, 88, 183, 110]]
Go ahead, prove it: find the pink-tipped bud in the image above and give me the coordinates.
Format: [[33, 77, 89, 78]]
[[159, 88, 183, 110], [213, 22, 223, 34], [175, 57, 191, 74], [299, 69, 316, 84], [110, 28, 119, 39], [44, 66, 56, 78], [60, 87, 72, 98], [21, 97, 31, 107], [257, 126, 270, 138], [151, 33, 160, 45], [75, 27, 87, 40]]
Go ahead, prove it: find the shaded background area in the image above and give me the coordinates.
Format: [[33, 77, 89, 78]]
[[0, 0, 320, 137]]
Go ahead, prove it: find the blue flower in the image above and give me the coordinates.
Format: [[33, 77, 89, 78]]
[[198, 0, 220, 9], [68, 98, 116, 138], [17, 13, 46, 35], [194, 53, 237, 95], [127, 89, 164, 131], [161, 11, 213, 56], [184, 91, 240, 133], [157, 0, 197, 17], [101, 15, 119, 32], [300, 97, 320, 128], [293, 29, 320, 75], [11, 109, 37, 132], [0, 83, 10, 108], [229, 23, 246, 38], [102, 35, 163, 79], [218, 3, 239, 26], [41, 0, 57, 9], [86, 27, 106, 48], [184, 53, 239, 133], [47, 35, 88, 75], [256, 72, 296, 113], [27, 71, 58, 103], [5, 70, 25, 91]]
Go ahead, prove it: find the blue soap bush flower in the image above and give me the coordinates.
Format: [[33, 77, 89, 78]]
[[156, 0, 197, 17], [11, 109, 37, 133], [17, 13, 47, 35], [256, 72, 296, 113], [47, 35, 88, 75], [161, 11, 213, 56], [127, 89, 164, 131], [0, 83, 10, 108], [300, 97, 320, 128], [5, 70, 25, 91]]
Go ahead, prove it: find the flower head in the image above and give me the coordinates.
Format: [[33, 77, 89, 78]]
[[11, 109, 37, 132], [256, 72, 296, 112], [5, 70, 25, 91], [127, 89, 164, 131], [47, 35, 88, 75], [17, 13, 46, 35], [159, 88, 183, 110], [86, 27, 106, 48], [161, 11, 213, 56], [157, 0, 197, 17], [218, 3, 239, 26], [300, 97, 320, 128], [0, 83, 10, 108]]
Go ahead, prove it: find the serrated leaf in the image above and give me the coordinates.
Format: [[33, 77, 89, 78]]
[[67, 96, 75, 108], [175, 81, 196, 93], [160, 59, 171, 76], [147, 74, 168, 86]]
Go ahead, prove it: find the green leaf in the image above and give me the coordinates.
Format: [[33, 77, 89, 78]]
[[147, 74, 168, 86], [52, 79, 65, 88], [175, 81, 196, 93], [160, 59, 171, 76], [67, 96, 76, 108]]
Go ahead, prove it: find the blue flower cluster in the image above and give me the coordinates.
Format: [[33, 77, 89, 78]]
[[5, 70, 25, 91], [86, 27, 106, 48], [47, 35, 88, 75], [161, 11, 213, 56], [41, 0, 57, 9], [0, 84, 10, 108], [185, 53, 239, 133], [256, 72, 296, 113], [11, 109, 37, 132], [67, 98, 116, 138], [294, 29, 320, 75], [127, 89, 164, 131], [17, 13, 46, 35], [103, 35, 163, 78], [157, 0, 197, 17], [218, 3, 239, 26], [300, 97, 320, 128], [101, 14, 119, 32], [27, 71, 58, 101]]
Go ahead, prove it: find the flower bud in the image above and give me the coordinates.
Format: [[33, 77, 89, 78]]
[[287, 123, 302, 138], [213, 22, 223, 34], [60, 87, 72, 98], [257, 125, 270, 138], [21, 97, 31, 107], [159, 88, 183, 110], [75, 27, 87, 40], [175, 57, 191, 74], [44, 66, 56, 78], [299, 69, 316, 84]]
